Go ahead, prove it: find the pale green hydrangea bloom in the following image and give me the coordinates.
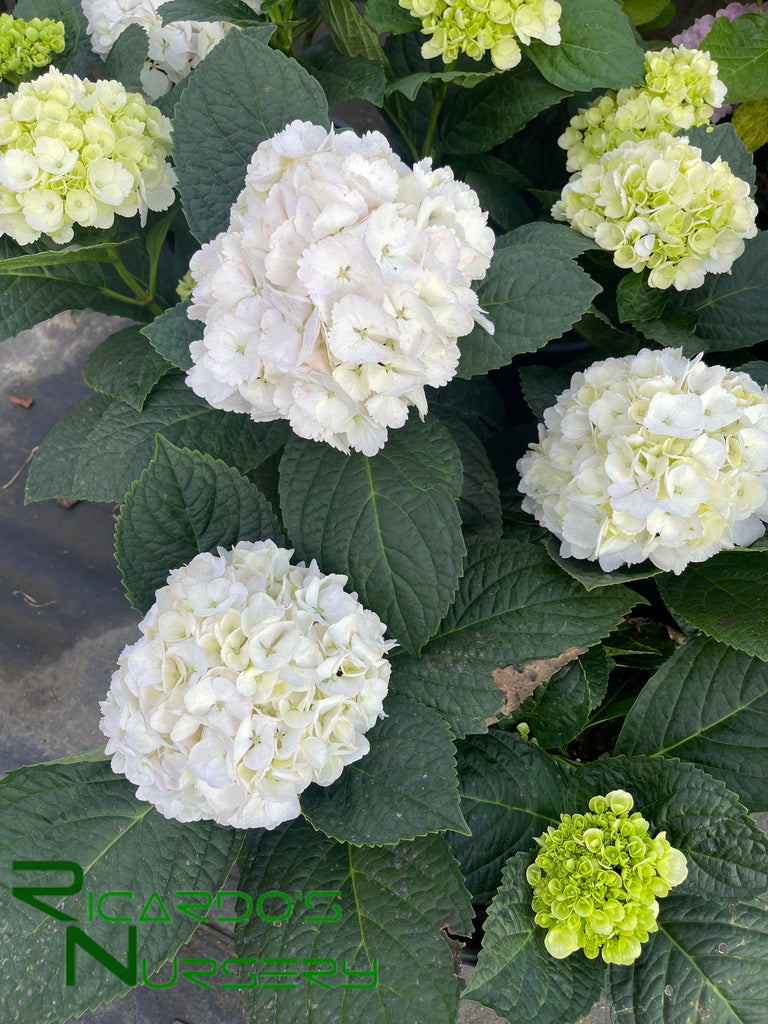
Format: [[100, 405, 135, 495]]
[[0, 68, 177, 245], [552, 132, 757, 291], [176, 268, 195, 303], [560, 47, 727, 172], [527, 790, 688, 965], [0, 14, 65, 85], [398, 0, 561, 71]]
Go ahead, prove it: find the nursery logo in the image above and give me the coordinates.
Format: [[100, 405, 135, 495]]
[[11, 860, 377, 990]]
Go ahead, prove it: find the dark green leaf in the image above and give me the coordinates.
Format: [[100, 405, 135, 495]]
[[657, 551, 768, 661], [619, 0, 668, 26], [701, 12, 768, 103], [317, 0, 388, 64], [616, 635, 768, 809], [453, 156, 537, 232], [300, 39, 386, 105], [25, 393, 113, 503], [103, 23, 148, 91], [173, 29, 328, 243], [0, 756, 241, 1024], [736, 360, 768, 388], [158, 0, 268, 24], [427, 374, 506, 440], [300, 695, 468, 845], [493, 220, 598, 257], [364, 0, 417, 34], [237, 821, 473, 1024], [387, 67, 501, 102], [544, 537, 662, 591], [667, 231, 768, 352], [616, 271, 669, 324], [433, 408, 502, 537], [436, 534, 641, 660], [441, 61, 570, 155], [517, 364, 573, 419], [279, 416, 465, 655], [457, 233, 601, 378], [82, 325, 172, 411], [514, 646, 611, 747], [467, 851, 606, 1024], [527, 0, 644, 92], [610, 894, 768, 1024], [0, 236, 136, 273], [447, 732, 566, 902], [116, 437, 284, 612], [141, 300, 199, 371]]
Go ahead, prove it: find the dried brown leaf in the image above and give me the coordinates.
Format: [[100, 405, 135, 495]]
[[488, 646, 588, 724]]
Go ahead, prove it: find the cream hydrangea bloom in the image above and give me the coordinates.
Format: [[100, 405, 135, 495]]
[[81, 0, 260, 100], [527, 790, 688, 965], [552, 132, 757, 290], [186, 119, 495, 456], [517, 348, 768, 574], [0, 68, 176, 245], [100, 540, 394, 829], [559, 47, 727, 173], [398, 0, 561, 70]]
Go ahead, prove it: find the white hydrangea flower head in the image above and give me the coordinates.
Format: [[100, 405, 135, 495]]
[[559, 47, 727, 173], [81, 0, 261, 99], [397, 0, 561, 70], [100, 540, 395, 829], [552, 132, 757, 291], [517, 348, 768, 574], [0, 68, 176, 245], [186, 119, 495, 455]]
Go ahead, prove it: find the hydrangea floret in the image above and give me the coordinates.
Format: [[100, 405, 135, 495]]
[[517, 348, 768, 574], [81, 0, 260, 99], [186, 119, 495, 456], [0, 68, 177, 245], [100, 540, 395, 829], [552, 132, 757, 290], [526, 790, 688, 965], [559, 46, 727, 173], [397, 0, 561, 71], [0, 14, 65, 85]]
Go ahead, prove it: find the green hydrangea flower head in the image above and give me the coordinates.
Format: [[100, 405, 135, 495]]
[[526, 789, 688, 965], [0, 68, 177, 245], [398, 0, 561, 71], [176, 268, 195, 302], [0, 14, 65, 85], [559, 46, 727, 172], [552, 132, 757, 290]]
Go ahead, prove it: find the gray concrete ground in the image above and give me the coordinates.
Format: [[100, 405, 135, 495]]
[[2, 313, 762, 1024]]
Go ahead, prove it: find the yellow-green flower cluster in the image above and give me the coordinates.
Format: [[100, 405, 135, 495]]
[[559, 47, 727, 173], [398, 0, 561, 71], [0, 68, 177, 246], [527, 790, 688, 965], [552, 132, 757, 290], [0, 14, 65, 85]]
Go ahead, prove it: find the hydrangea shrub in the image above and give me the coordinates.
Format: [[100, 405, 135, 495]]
[[2, 2, 768, 1024]]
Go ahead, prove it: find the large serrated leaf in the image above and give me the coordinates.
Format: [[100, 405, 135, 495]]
[[657, 551, 768, 661], [141, 300, 199, 371], [300, 695, 468, 845], [173, 30, 328, 243], [667, 231, 768, 352], [82, 324, 172, 411], [526, 0, 645, 92], [544, 537, 662, 591], [466, 851, 607, 1024], [68, 373, 288, 502], [447, 731, 566, 902], [103, 23, 148, 91], [300, 39, 386, 106], [616, 635, 768, 810], [278, 416, 465, 656], [158, 0, 268, 24], [0, 756, 242, 1024], [433, 408, 502, 538], [440, 61, 570, 155], [318, 0, 388, 64], [116, 437, 284, 612], [436, 535, 642, 660], [610, 895, 768, 1024], [457, 235, 601, 378], [236, 820, 473, 1024], [701, 12, 768, 103], [564, 756, 768, 898]]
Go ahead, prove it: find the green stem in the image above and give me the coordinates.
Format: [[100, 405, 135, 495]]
[[420, 62, 455, 161], [106, 249, 164, 317], [301, 16, 322, 48]]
